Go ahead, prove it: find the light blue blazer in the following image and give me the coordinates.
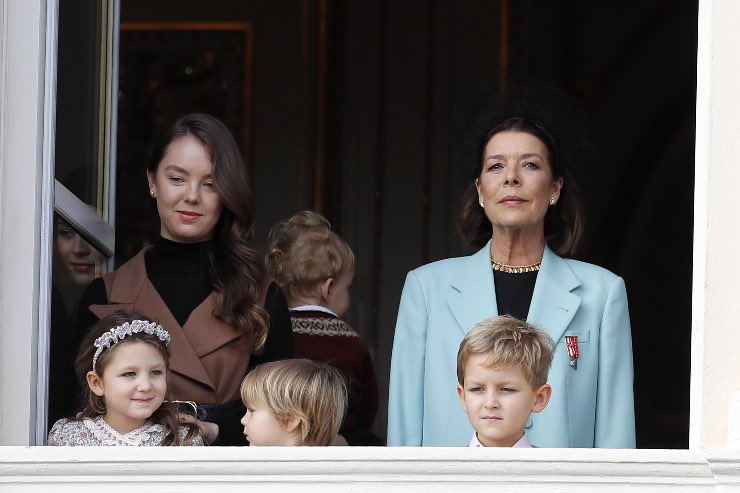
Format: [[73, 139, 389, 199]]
[[387, 241, 635, 447]]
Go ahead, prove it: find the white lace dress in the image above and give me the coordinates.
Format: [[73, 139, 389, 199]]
[[47, 416, 203, 446]]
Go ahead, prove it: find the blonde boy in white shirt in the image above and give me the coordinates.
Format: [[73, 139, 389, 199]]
[[457, 316, 554, 448]]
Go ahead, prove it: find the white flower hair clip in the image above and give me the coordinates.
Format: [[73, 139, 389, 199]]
[[92, 320, 171, 371]]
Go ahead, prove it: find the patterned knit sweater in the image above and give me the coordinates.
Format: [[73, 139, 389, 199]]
[[290, 308, 381, 445]]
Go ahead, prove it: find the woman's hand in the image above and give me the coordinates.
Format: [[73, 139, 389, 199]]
[[179, 413, 219, 445]]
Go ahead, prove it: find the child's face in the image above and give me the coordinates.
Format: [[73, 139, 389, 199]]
[[87, 341, 167, 434], [457, 355, 551, 447], [240, 401, 300, 446], [325, 268, 353, 317]]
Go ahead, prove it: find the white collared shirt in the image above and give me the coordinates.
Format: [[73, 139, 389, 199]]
[[289, 304, 338, 317], [468, 432, 532, 448]]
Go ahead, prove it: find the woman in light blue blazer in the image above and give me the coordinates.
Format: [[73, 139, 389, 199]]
[[388, 117, 635, 448]]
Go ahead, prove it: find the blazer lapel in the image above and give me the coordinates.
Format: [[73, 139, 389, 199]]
[[180, 293, 243, 358], [448, 241, 498, 335], [136, 281, 217, 391], [91, 249, 217, 391], [527, 247, 582, 344], [89, 249, 148, 319]]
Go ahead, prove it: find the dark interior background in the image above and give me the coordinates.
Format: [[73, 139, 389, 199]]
[[110, 0, 697, 448]]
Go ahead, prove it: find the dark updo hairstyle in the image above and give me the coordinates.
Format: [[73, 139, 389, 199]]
[[147, 113, 269, 350], [73, 309, 199, 445], [458, 116, 584, 256]]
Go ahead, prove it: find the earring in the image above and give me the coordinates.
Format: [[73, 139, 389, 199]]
[[480, 200, 484, 207], [150, 190, 156, 197], [549, 197, 555, 206]]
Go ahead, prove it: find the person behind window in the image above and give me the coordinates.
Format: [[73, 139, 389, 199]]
[[457, 316, 553, 448], [239, 359, 347, 446], [76, 113, 293, 445], [53, 215, 105, 318], [388, 116, 635, 447], [49, 215, 106, 428], [266, 211, 382, 446], [48, 310, 203, 446]]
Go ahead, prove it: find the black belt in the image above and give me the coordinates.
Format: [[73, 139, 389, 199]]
[[198, 399, 248, 446]]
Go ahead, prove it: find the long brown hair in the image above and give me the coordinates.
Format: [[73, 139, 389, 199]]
[[74, 310, 199, 446], [148, 113, 269, 349]]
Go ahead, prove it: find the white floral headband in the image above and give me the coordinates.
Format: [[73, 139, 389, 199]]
[[92, 320, 171, 372]]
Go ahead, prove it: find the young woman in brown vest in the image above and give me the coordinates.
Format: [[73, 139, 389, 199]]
[[74, 113, 293, 445]]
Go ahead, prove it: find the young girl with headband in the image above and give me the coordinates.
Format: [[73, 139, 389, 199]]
[[48, 310, 203, 446]]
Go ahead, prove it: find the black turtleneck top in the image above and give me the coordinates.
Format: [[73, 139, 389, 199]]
[[493, 269, 538, 321], [146, 237, 214, 326]]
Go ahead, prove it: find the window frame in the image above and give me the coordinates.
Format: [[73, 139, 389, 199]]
[[2, 0, 739, 473], [32, 0, 120, 444]]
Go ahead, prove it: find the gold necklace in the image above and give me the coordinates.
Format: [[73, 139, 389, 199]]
[[490, 258, 541, 273]]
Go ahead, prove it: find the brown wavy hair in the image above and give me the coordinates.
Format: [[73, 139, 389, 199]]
[[458, 117, 584, 256], [266, 211, 355, 302], [73, 310, 200, 446], [148, 113, 269, 350]]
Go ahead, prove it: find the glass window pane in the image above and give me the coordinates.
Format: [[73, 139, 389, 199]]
[[48, 213, 108, 430], [54, 0, 114, 214], [44, 0, 118, 444]]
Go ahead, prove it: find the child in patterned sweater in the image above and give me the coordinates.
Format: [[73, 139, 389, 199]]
[[266, 211, 381, 445]]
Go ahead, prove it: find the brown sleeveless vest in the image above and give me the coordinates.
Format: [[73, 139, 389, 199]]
[[89, 248, 268, 404]]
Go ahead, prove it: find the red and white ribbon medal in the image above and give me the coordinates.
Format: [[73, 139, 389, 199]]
[[565, 335, 579, 369]]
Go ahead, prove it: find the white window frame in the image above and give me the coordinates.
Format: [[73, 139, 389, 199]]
[[0, 0, 55, 446], [37, 0, 119, 444], [0, 0, 118, 445], [2, 0, 740, 488], [53, 180, 116, 258]]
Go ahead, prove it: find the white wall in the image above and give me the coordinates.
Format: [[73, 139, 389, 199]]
[[0, 0, 50, 446], [691, 0, 740, 449]]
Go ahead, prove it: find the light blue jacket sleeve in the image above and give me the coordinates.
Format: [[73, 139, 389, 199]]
[[387, 271, 427, 446], [594, 276, 636, 447]]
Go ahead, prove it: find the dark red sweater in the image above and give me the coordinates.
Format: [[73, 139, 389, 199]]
[[290, 309, 381, 445]]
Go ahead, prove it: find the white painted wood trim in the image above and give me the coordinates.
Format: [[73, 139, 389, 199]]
[[35, 0, 59, 446], [690, 0, 711, 450], [0, 2, 738, 491], [54, 180, 116, 256], [0, 0, 48, 446], [0, 447, 737, 491], [691, 0, 740, 448]]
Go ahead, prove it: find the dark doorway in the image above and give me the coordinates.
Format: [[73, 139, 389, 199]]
[[118, 0, 697, 448]]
